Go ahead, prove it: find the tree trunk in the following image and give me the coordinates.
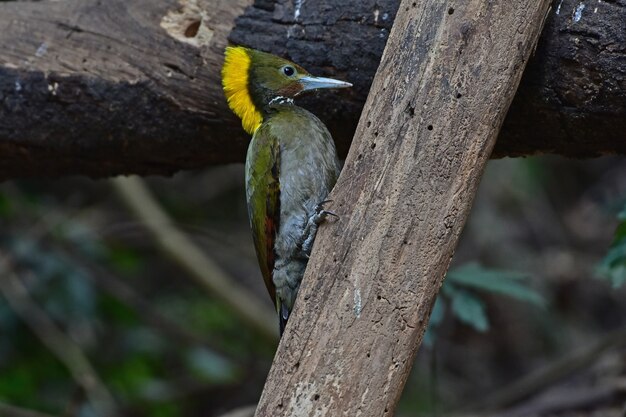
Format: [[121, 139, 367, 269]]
[[253, 0, 551, 415], [0, 0, 624, 180]]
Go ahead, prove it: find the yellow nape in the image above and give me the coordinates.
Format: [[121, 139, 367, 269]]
[[222, 46, 263, 135]]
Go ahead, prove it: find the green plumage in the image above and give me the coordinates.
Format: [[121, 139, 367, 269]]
[[223, 46, 350, 334], [245, 120, 281, 303], [246, 104, 340, 333]]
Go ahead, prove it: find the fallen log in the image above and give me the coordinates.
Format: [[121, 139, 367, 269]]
[[0, 0, 623, 180]]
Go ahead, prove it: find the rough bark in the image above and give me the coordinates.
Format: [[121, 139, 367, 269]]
[[0, 0, 624, 180], [0, 0, 250, 180], [232, 0, 626, 159], [254, 0, 551, 415]]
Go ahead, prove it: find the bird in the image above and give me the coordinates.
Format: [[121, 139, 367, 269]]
[[221, 46, 351, 335]]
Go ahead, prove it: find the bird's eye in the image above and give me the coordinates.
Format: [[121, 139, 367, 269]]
[[282, 66, 296, 77]]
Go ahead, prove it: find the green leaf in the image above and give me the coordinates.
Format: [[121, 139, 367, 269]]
[[447, 263, 545, 307], [615, 222, 626, 241], [604, 265, 626, 288], [450, 290, 489, 332], [599, 238, 626, 268], [596, 240, 626, 288]]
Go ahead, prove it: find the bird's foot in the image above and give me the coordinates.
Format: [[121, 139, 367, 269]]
[[313, 199, 339, 222], [299, 200, 338, 257]]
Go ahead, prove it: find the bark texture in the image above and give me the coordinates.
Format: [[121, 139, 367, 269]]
[[0, 0, 250, 180], [0, 0, 624, 180], [232, 0, 626, 159], [254, 0, 552, 415]]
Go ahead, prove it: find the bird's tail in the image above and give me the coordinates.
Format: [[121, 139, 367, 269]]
[[278, 301, 290, 336]]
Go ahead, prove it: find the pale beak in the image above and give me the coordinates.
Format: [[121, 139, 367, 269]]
[[299, 75, 352, 92]]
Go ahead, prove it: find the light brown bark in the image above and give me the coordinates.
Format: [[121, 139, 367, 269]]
[[254, 0, 552, 415]]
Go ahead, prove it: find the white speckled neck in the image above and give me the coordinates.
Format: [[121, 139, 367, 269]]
[[268, 96, 294, 106]]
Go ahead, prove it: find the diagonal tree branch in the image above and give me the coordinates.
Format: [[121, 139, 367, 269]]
[[254, 0, 552, 415], [111, 176, 278, 341]]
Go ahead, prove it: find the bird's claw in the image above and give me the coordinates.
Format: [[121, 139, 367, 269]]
[[314, 200, 339, 221], [297, 200, 338, 258], [316, 199, 334, 207]]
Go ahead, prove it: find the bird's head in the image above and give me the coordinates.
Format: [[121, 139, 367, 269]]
[[222, 46, 352, 134]]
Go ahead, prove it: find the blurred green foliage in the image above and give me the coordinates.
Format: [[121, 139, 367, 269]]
[[425, 263, 544, 344], [0, 175, 273, 416], [0, 156, 624, 416]]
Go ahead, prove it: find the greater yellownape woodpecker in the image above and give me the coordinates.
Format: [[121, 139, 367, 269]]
[[221, 46, 351, 334]]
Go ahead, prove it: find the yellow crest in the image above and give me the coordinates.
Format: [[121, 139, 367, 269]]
[[222, 46, 263, 135]]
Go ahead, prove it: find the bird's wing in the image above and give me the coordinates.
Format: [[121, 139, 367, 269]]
[[245, 125, 280, 306]]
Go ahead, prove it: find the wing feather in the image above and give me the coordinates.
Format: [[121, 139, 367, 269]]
[[245, 125, 281, 305]]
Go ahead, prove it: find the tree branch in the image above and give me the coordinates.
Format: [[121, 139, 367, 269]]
[[253, 0, 552, 415], [111, 176, 278, 341], [0, 0, 624, 180]]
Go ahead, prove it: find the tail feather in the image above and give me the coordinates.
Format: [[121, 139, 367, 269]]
[[279, 302, 290, 336]]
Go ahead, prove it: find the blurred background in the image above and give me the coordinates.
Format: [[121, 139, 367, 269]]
[[0, 155, 625, 417]]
